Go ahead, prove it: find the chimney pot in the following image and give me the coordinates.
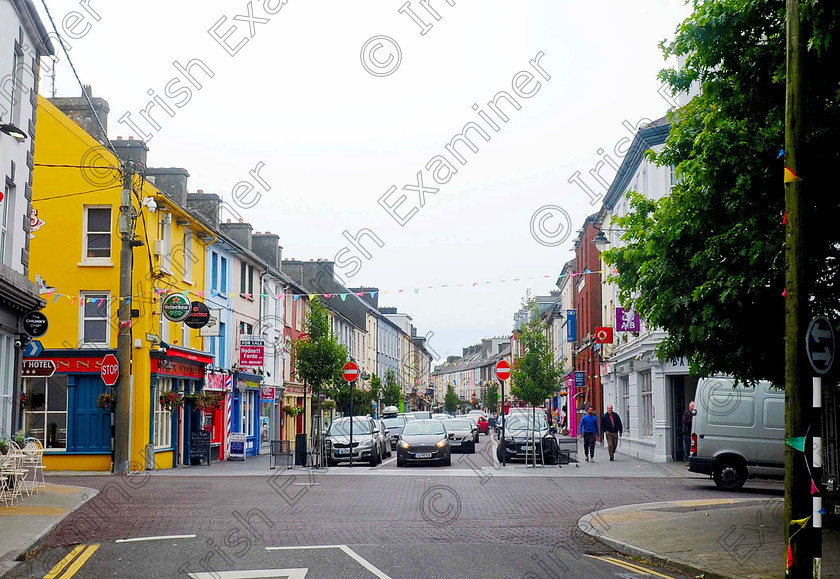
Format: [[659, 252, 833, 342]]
[[239, 218, 243, 224], [226, 219, 231, 223], [117, 136, 122, 140], [197, 189, 203, 194], [128, 136, 134, 141]]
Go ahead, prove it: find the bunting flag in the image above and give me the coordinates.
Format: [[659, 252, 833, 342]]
[[784, 167, 800, 183], [811, 480, 819, 494], [790, 516, 810, 528], [786, 437, 806, 452], [778, 148, 785, 159], [340, 294, 347, 301], [787, 544, 793, 570], [369, 291, 377, 298]]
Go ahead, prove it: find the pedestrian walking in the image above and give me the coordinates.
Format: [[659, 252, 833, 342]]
[[601, 405, 623, 461], [578, 406, 600, 462], [682, 401, 696, 465]]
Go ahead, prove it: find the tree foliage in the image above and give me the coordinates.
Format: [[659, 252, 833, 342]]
[[382, 370, 402, 407], [510, 300, 562, 407], [294, 297, 348, 398], [444, 384, 459, 413], [482, 383, 499, 412], [602, 0, 840, 386]]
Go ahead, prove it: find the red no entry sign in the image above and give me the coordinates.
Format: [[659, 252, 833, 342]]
[[101, 354, 119, 386], [343, 361, 359, 382], [495, 360, 511, 381]]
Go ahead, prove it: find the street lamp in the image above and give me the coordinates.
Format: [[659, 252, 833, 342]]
[[0, 123, 27, 141], [592, 228, 627, 252]]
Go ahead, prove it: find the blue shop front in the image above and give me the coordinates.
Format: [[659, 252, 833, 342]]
[[232, 372, 262, 457]]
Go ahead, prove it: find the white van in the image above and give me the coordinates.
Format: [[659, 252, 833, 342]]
[[688, 378, 784, 490]]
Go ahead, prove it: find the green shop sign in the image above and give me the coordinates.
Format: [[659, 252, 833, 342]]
[[162, 293, 191, 322]]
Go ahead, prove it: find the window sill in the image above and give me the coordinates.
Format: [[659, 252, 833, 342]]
[[182, 279, 194, 286], [239, 293, 255, 302], [154, 446, 175, 453], [78, 261, 114, 267]]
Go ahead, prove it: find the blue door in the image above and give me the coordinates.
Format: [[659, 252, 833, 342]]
[[68, 375, 111, 452]]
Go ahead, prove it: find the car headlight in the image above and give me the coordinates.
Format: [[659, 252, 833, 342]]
[[436, 439, 447, 448], [399, 440, 410, 449]]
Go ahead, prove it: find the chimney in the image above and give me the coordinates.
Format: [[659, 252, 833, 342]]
[[220, 220, 253, 250], [49, 86, 110, 146], [147, 168, 190, 206], [251, 232, 282, 269], [379, 307, 397, 315], [186, 192, 222, 229]]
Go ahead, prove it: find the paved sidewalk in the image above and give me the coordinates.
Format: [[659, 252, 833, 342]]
[[579, 498, 840, 578], [0, 483, 97, 577]]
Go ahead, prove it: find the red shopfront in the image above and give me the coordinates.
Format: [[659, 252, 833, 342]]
[[204, 372, 232, 462]]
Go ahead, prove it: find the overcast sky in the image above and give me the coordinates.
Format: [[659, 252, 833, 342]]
[[34, 0, 692, 363]]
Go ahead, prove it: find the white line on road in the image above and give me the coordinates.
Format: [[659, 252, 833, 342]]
[[115, 534, 196, 543], [263, 544, 392, 578], [188, 570, 308, 579], [265, 545, 344, 550], [378, 455, 397, 468]]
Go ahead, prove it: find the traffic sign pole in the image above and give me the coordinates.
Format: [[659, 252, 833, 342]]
[[343, 361, 359, 469], [495, 360, 511, 468]]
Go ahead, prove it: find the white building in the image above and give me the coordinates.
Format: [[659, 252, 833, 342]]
[[598, 116, 699, 463], [0, 0, 52, 439]]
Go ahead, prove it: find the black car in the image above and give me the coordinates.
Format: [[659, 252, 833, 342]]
[[382, 416, 406, 450], [397, 419, 451, 467], [443, 418, 476, 453], [496, 412, 560, 464]]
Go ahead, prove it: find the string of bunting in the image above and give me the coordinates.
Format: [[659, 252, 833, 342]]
[[784, 424, 827, 571], [36, 269, 613, 307]]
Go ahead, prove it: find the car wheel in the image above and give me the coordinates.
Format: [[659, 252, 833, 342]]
[[327, 458, 337, 467], [443, 454, 451, 467], [469, 443, 476, 454], [397, 457, 405, 467], [496, 444, 505, 463], [713, 458, 747, 490]]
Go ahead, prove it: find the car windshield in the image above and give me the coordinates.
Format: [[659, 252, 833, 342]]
[[403, 421, 445, 436], [383, 418, 405, 428], [505, 414, 547, 432], [445, 420, 472, 430], [327, 418, 371, 435]]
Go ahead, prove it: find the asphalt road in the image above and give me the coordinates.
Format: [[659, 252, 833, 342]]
[[6, 440, 784, 578]]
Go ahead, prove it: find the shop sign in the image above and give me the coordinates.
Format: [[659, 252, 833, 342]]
[[199, 309, 222, 337], [229, 432, 246, 461], [261, 386, 275, 403], [286, 384, 305, 395], [152, 358, 204, 378], [240, 334, 264, 347], [205, 373, 227, 391], [239, 345, 264, 367], [22, 359, 56, 377], [162, 293, 191, 322], [574, 371, 585, 387], [237, 379, 260, 391], [184, 302, 211, 329], [615, 307, 641, 332], [23, 311, 49, 337], [23, 356, 108, 374]]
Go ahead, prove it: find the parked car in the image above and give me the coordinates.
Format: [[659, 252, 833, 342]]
[[382, 416, 407, 451], [378, 420, 392, 457], [468, 410, 487, 420], [472, 415, 489, 435], [382, 405, 400, 418], [324, 416, 384, 466], [465, 416, 480, 442], [443, 418, 476, 453], [431, 413, 450, 421], [409, 411, 432, 420], [496, 412, 560, 464], [397, 419, 451, 467], [689, 378, 784, 490]]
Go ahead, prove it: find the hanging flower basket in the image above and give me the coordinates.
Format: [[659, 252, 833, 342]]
[[283, 405, 303, 418], [97, 392, 116, 411], [195, 392, 223, 412], [320, 400, 336, 411], [159, 391, 184, 411]]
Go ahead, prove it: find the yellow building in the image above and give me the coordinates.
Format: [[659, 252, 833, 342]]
[[27, 94, 214, 471]]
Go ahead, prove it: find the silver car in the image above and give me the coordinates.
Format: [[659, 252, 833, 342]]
[[325, 416, 385, 466]]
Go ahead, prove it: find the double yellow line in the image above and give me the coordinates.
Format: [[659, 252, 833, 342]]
[[585, 554, 674, 578], [44, 544, 99, 579]]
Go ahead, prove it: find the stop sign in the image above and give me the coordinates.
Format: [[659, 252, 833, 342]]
[[343, 361, 359, 382], [495, 360, 511, 381], [101, 354, 119, 386]]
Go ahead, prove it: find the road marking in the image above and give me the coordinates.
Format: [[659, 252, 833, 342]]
[[338, 545, 392, 579], [378, 455, 397, 467], [57, 544, 99, 578], [115, 534, 196, 543], [43, 545, 85, 579], [188, 570, 308, 578], [585, 555, 674, 578], [263, 544, 392, 578]]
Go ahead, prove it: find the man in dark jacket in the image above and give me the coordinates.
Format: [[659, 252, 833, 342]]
[[601, 405, 623, 461], [682, 401, 695, 465]]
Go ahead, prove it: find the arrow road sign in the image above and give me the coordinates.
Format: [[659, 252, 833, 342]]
[[806, 316, 835, 375], [23, 340, 43, 358]]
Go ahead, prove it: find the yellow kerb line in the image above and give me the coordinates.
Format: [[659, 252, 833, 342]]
[[584, 554, 674, 578], [43, 545, 85, 579], [58, 544, 100, 579]]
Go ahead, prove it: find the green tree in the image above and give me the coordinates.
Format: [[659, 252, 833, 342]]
[[294, 297, 348, 457], [482, 383, 499, 412], [381, 370, 402, 407], [444, 384, 459, 414], [510, 299, 562, 466], [602, 0, 839, 387]]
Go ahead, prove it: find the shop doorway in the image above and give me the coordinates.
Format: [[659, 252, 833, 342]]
[[670, 375, 698, 461]]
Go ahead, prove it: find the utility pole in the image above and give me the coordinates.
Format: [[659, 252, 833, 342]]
[[784, 0, 812, 574], [114, 162, 137, 474]]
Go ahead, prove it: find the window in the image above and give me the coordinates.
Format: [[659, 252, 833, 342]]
[[640, 371, 653, 437], [161, 219, 172, 272], [83, 206, 112, 263], [218, 322, 226, 367], [0, 182, 11, 265], [620, 376, 630, 431], [181, 320, 190, 349], [22, 375, 68, 449], [154, 378, 174, 448], [241, 390, 255, 436], [182, 230, 193, 282], [669, 164, 678, 190], [211, 252, 219, 291], [80, 292, 110, 345], [10, 40, 23, 125], [220, 257, 228, 293], [240, 262, 247, 294], [239, 321, 253, 336]]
